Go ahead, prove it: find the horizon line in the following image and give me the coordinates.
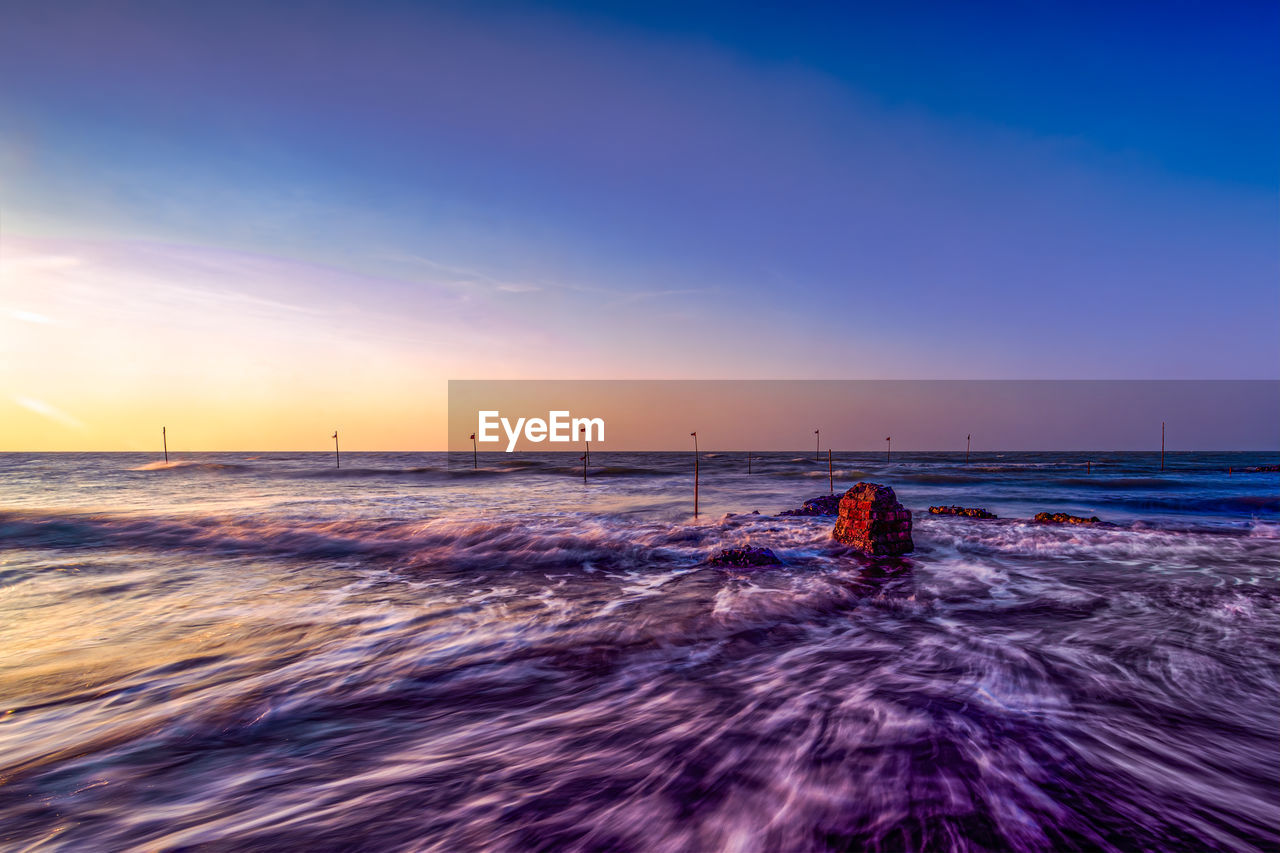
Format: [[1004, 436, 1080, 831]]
[[3, 449, 1277, 455]]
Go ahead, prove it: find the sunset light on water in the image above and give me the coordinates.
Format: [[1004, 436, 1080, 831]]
[[2, 2, 1277, 851]]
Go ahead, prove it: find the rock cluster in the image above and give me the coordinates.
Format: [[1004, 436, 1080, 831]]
[[832, 482, 913, 556], [928, 505, 997, 519], [1034, 512, 1100, 525], [1243, 464, 1279, 473], [707, 547, 782, 568], [779, 495, 841, 516]]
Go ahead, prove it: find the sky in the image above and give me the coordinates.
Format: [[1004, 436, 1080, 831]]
[[1, 0, 1276, 450]]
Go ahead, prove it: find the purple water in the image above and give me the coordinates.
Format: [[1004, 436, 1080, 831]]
[[1, 451, 1277, 851]]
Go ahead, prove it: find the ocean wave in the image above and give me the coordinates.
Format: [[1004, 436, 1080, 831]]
[[293, 466, 446, 479], [918, 514, 1280, 568], [899, 472, 981, 485], [130, 460, 250, 472], [797, 468, 868, 479], [779, 469, 868, 480], [1051, 476, 1186, 489], [568, 465, 676, 478], [5, 501, 1277, 582], [1096, 493, 1280, 517], [4, 473, 1280, 852], [286, 463, 678, 480], [0, 508, 800, 572]]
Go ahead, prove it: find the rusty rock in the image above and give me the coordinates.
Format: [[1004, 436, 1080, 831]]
[[1033, 512, 1101, 525], [707, 547, 783, 568], [779, 495, 841, 516], [832, 483, 913, 555], [929, 505, 997, 519]]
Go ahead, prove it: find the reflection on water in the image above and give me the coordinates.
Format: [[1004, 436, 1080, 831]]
[[0, 452, 1277, 851]]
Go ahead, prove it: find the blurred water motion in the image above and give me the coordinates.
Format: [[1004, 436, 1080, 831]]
[[1, 451, 1277, 851]]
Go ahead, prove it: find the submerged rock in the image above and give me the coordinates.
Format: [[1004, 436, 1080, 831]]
[[1242, 464, 1279, 473], [1034, 511, 1101, 525], [779, 495, 841, 516], [707, 547, 783, 568], [929, 505, 997, 519], [832, 482, 913, 556]]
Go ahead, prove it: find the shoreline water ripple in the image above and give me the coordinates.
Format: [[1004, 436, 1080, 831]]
[[1, 451, 1277, 851]]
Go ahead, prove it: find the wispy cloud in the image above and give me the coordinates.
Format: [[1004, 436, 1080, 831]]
[[8, 309, 52, 324], [14, 396, 85, 430], [0, 254, 82, 272], [381, 252, 544, 294]]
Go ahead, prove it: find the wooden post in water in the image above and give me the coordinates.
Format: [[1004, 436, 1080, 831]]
[[332, 431, 340, 468], [691, 431, 699, 517], [1161, 422, 1166, 472], [828, 449, 834, 495], [886, 436, 891, 462], [581, 454, 587, 484], [470, 433, 477, 469], [1087, 460, 1091, 474], [747, 451, 752, 474], [814, 429, 820, 462], [579, 426, 590, 482], [966, 433, 971, 463], [162, 426, 168, 463]]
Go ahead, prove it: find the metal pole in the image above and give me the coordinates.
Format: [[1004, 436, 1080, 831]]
[[582, 454, 587, 484], [966, 434, 970, 463], [828, 449, 833, 495], [163, 426, 168, 463], [691, 432, 698, 517], [886, 436, 891, 462], [748, 452, 752, 475], [814, 429, 820, 462], [471, 434, 477, 469], [333, 431, 340, 468], [1161, 422, 1165, 472]]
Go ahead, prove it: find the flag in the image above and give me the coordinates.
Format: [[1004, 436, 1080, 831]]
[[690, 431, 696, 436], [814, 429, 819, 434], [470, 433, 476, 441], [332, 431, 337, 439]]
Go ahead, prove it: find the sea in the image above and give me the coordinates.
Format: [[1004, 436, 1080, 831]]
[[1, 451, 1277, 852]]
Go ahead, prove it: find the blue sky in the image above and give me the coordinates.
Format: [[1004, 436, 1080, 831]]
[[1, 1, 1276, 448]]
